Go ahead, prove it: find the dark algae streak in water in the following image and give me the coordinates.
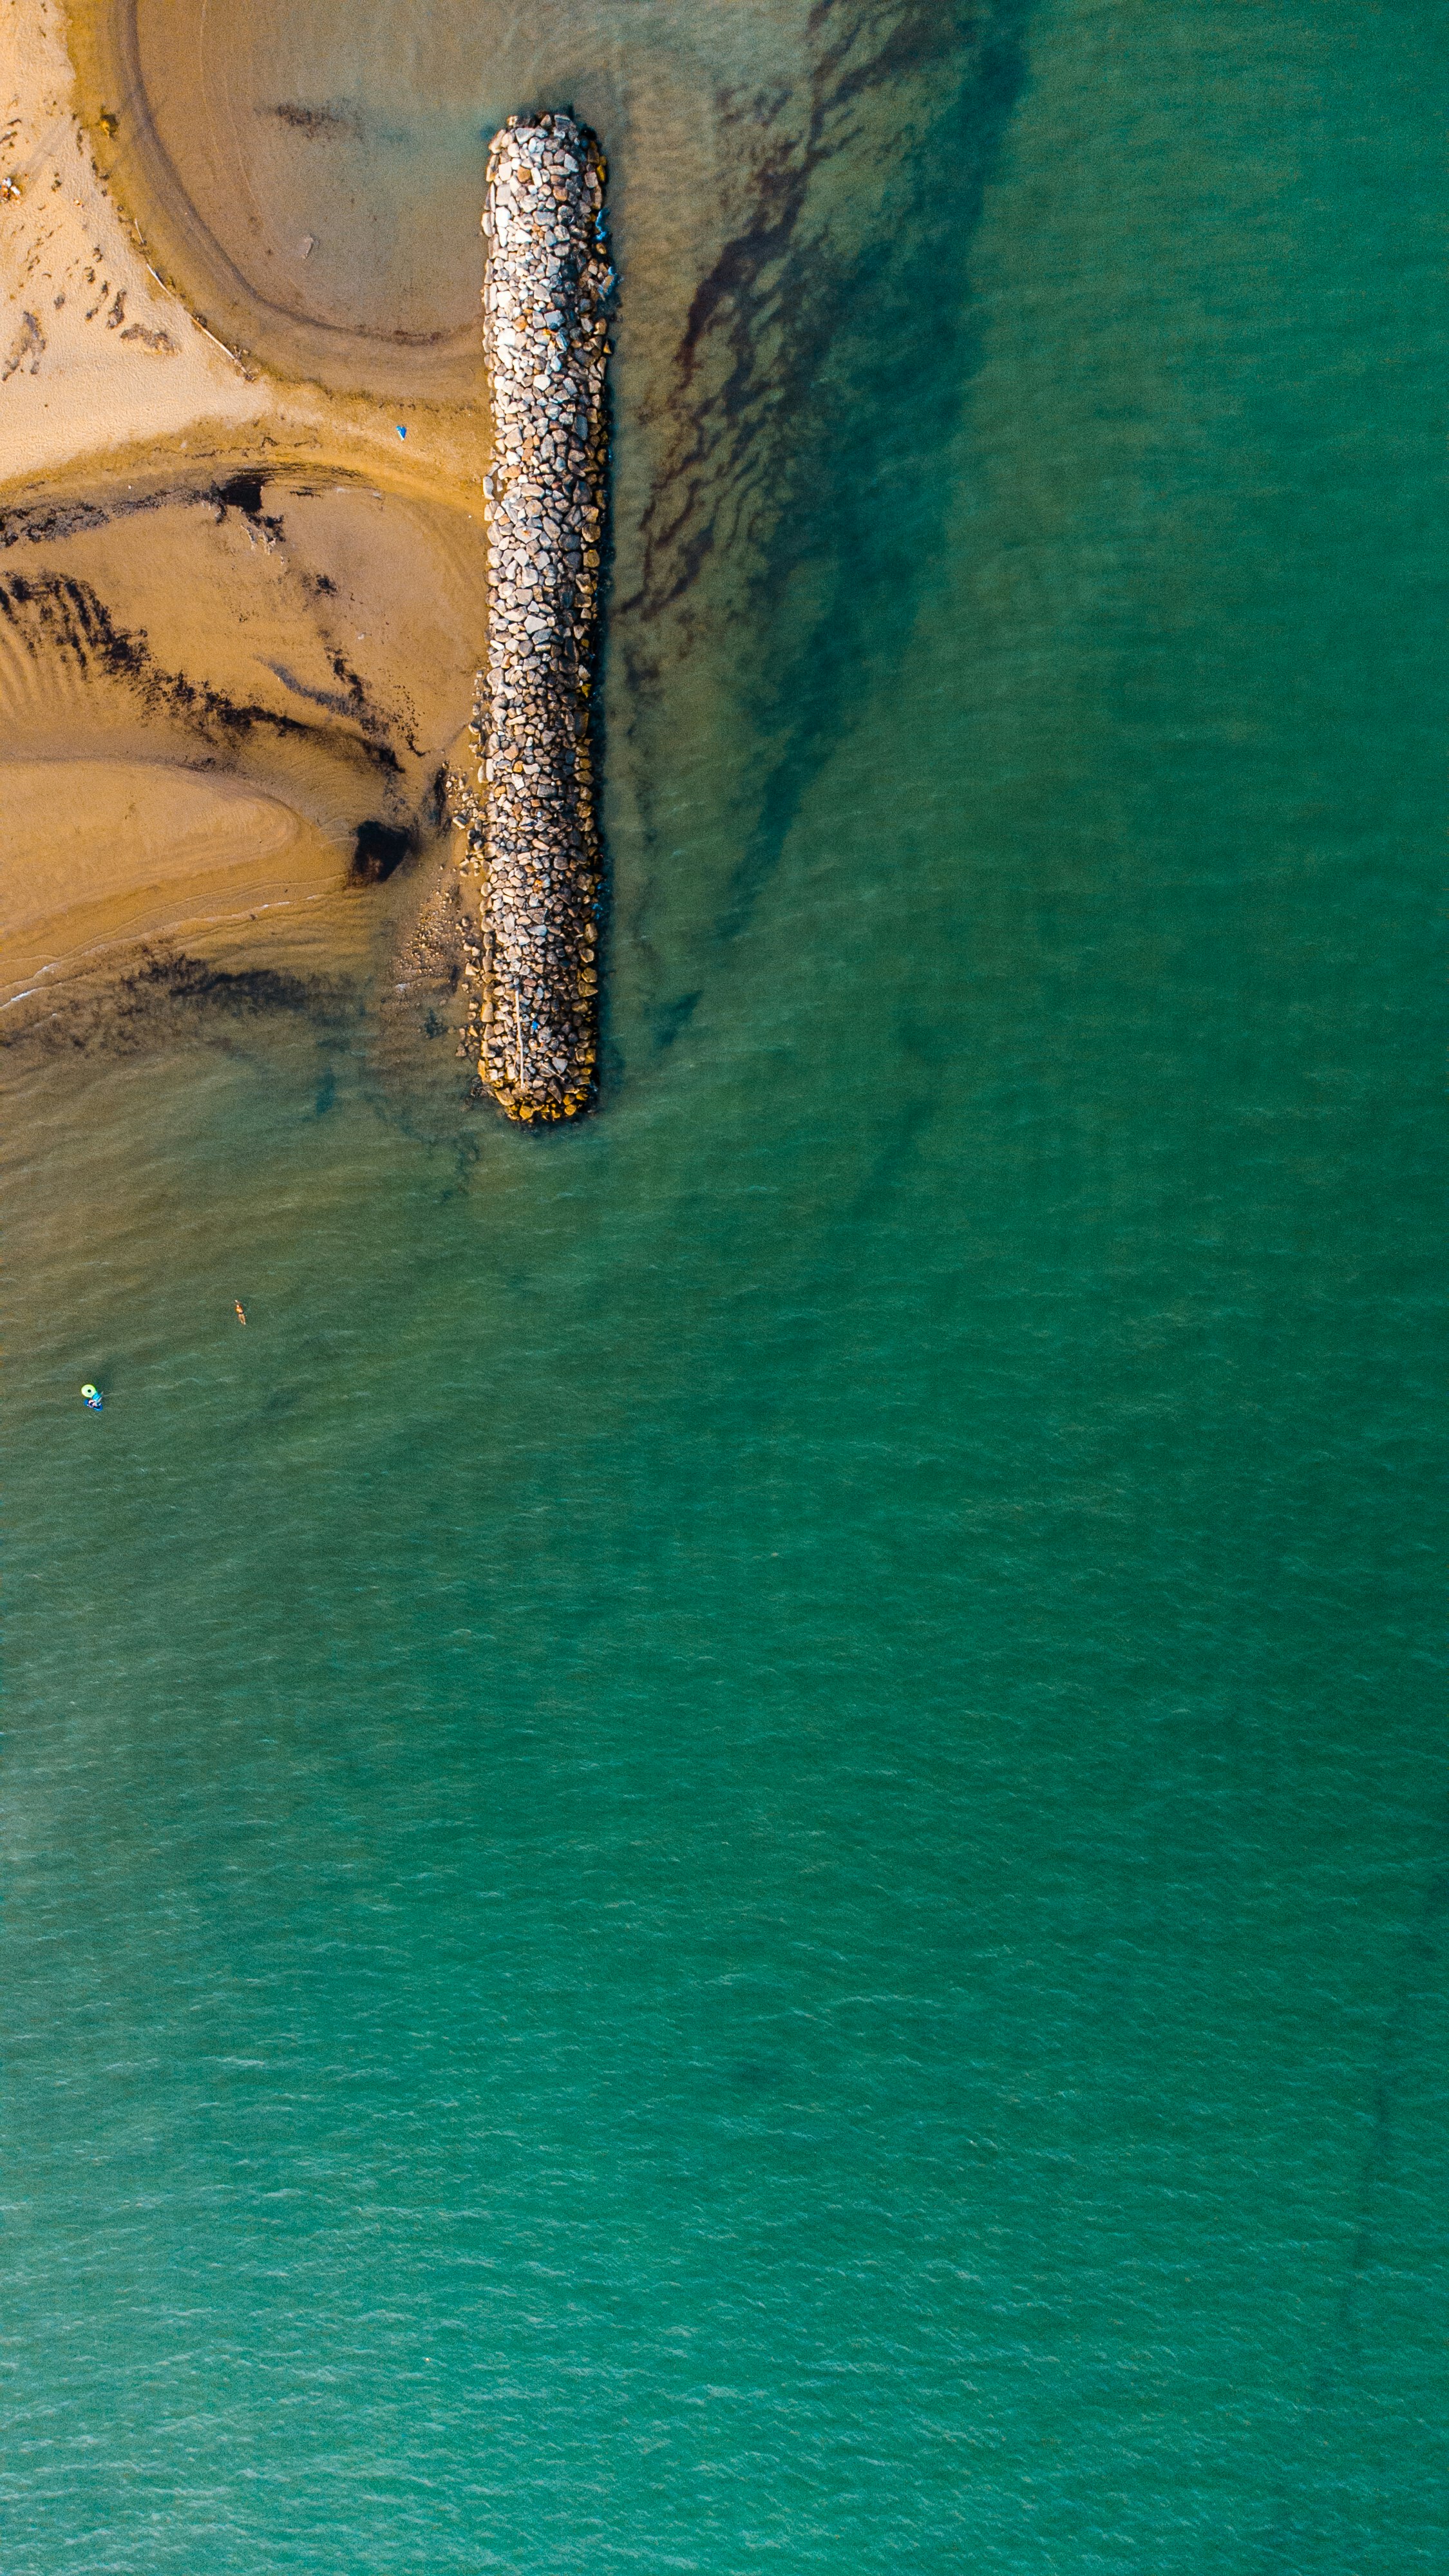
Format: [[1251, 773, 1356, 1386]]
[[621, 0, 1030, 990]]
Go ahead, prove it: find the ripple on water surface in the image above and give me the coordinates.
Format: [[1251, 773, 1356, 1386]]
[[10, 0, 1449, 2567]]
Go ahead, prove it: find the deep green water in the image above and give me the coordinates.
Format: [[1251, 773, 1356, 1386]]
[[5, 0, 1445, 2566]]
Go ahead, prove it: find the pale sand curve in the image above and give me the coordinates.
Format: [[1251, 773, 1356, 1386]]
[[0, 756, 341, 1000], [0, 0, 267, 484], [66, 0, 481, 399], [5, 0, 491, 483]]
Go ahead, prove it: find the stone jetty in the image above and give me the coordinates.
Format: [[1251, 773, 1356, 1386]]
[[451, 112, 611, 1121]]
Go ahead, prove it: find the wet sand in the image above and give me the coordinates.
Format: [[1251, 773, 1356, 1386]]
[[0, 759, 336, 996], [2, 0, 828, 1041], [0, 464, 489, 1002], [1, 0, 495, 1012]]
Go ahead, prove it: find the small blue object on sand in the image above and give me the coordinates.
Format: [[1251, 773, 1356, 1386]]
[[80, 1383, 102, 1410], [397, 424, 406, 439]]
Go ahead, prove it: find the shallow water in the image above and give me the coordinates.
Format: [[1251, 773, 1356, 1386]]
[[113, 0, 815, 387], [6, 0, 1446, 2566]]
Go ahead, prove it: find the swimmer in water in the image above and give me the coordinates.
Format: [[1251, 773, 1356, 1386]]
[[235, 1302, 247, 1325], [80, 1383, 102, 1410]]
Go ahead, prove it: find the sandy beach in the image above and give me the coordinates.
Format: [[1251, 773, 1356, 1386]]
[[2, 0, 817, 1023], [0, 0, 495, 1010]]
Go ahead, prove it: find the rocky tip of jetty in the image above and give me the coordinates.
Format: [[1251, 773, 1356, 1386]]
[[450, 111, 611, 1126]]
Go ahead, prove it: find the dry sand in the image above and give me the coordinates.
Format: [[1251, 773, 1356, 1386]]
[[0, 0, 491, 1009]]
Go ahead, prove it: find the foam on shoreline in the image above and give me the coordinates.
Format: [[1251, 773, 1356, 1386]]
[[453, 115, 610, 1123]]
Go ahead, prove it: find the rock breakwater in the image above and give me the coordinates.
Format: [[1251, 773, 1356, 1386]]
[[453, 113, 610, 1122]]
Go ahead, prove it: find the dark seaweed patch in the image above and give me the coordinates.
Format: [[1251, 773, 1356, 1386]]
[[269, 102, 360, 139], [1, 945, 355, 1058], [653, 989, 702, 1050], [216, 471, 265, 516], [0, 569, 402, 777], [0, 468, 363, 553], [0, 498, 111, 549], [261, 657, 399, 761], [623, 0, 1033, 971], [350, 819, 411, 884]]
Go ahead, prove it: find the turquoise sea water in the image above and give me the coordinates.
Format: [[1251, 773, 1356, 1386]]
[[5, 0, 1445, 2566]]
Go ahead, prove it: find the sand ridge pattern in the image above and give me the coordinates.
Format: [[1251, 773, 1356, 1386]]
[[0, 465, 488, 1005]]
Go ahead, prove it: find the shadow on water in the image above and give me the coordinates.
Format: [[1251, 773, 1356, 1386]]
[[624, 0, 1034, 975]]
